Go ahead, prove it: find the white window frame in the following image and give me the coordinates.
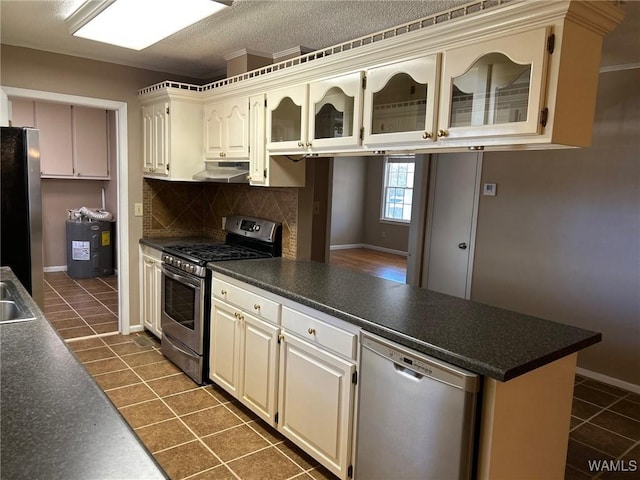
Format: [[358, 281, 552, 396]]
[[380, 154, 415, 224]]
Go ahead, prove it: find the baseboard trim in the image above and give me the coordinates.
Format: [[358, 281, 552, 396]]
[[329, 243, 408, 257], [576, 367, 640, 394], [43, 266, 67, 272], [128, 325, 145, 334]]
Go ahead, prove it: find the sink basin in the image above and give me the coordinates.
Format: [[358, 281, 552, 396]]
[[0, 281, 36, 324]]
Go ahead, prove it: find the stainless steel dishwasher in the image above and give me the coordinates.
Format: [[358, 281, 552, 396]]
[[355, 332, 480, 480]]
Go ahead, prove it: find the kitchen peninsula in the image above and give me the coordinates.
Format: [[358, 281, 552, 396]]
[[207, 257, 601, 479]]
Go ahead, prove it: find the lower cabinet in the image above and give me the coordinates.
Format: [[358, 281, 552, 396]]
[[140, 245, 163, 339], [210, 297, 280, 425], [210, 274, 357, 479], [278, 332, 356, 479]]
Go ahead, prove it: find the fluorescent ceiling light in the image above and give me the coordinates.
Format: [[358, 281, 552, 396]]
[[67, 0, 229, 51]]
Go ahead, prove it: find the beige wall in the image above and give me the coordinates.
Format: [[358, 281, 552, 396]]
[[471, 68, 640, 385], [363, 156, 410, 252], [330, 157, 366, 246], [1, 45, 201, 328]]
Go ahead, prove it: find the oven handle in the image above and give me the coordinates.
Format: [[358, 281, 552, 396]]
[[162, 264, 202, 290], [164, 334, 197, 358]]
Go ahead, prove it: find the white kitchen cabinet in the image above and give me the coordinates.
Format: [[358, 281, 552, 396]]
[[266, 84, 308, 153], [210, 279, 281, 425], [278, 330, 356, 480], [437, 27, 550, 142], [249, 93, 306, 187], [308, 71, 364, 151], [9, 98, 35, 127], [141, 93, 203, 181], [140, 245, 163, 339], [362, 55, 439, 148], [34, 101, 74, 176], [204, 98, 249, 160]]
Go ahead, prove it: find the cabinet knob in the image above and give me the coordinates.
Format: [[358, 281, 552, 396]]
[[422, 132, 432, 139], [221, 289, 227, 296], [307, 328, 316, 335], [297, 141, 304, 147], [254, 304, 261, 311], [305, 141, 312, 148], [437, 129, 449, 138], [234, 312, 239, 318], [219, 152, 226, 158]]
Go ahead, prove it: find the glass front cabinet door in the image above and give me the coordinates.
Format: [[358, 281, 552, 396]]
[[362, 55, 439, 147], [266, 84, 308, 152], [308, 71, 364, 151], [437, 27, 550, 142]]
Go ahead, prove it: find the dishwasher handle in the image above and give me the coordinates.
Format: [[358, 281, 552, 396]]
[[393, 363, 424, 381]]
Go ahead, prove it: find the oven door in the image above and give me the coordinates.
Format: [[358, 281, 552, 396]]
[[161, 264, 204, 355]]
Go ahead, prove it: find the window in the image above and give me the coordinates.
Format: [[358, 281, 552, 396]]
[[381, 155, 415, 223]]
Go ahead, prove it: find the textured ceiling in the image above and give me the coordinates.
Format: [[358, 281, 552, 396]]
[[1, 0, 637, 82], [0, 0, 469, 80]]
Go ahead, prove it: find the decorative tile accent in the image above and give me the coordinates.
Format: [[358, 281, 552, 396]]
[[144, 179, 299, 258]]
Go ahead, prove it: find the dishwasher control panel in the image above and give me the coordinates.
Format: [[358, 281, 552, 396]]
[[361, 333, 479, 391]]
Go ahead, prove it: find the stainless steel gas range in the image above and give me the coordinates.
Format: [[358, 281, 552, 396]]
[[160, 215, 282, 384]]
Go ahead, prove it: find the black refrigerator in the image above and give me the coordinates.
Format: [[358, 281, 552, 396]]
[[1, 127, 44, 308]]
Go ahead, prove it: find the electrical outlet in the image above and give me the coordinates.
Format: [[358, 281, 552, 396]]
[[134, 203, 143, 217]]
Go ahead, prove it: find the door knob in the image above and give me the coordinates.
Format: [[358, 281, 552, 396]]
[[458, 242, 468, 250]]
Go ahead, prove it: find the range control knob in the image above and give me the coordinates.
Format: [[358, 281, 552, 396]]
[[176, 260, 182, 267]]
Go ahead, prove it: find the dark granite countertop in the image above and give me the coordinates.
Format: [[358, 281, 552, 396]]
[[140, 236, 220, 250], [0, 267, 166, 480], [207, 258, 601, 382]]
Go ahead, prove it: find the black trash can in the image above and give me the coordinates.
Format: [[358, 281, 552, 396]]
[[66, 219, 115, 278]]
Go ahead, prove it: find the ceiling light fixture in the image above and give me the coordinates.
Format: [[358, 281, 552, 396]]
[[66, 0, 230, 51]]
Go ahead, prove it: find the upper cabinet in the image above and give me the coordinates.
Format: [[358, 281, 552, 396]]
[[308, 71, 364, 151], [436, 28, 549, 142], [141, 93, 203, 181], [139, 1, 624, 162], [204, 98, 249, 160], [10, 99, 110, 179], [362, 56, 439, 148], [266, 84, 308, 153]]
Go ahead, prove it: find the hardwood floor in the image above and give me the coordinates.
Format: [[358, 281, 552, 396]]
[[329, 248, 407, 283]]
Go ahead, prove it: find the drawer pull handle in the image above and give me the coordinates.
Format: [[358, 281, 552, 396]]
[[221, 289, 227, 295], [308, 328, 316, 335], [254, 304, 261, 311]]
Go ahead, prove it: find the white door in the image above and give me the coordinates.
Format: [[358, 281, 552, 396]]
[[422, 152, 482, 298]]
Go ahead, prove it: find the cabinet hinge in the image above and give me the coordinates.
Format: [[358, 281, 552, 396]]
[[264, 99, 267, 107], [362, 75, 367, 90], [348, 465, 353, 478], [547, 34, 555, 54], [166, 163, 170, 171], [166, 106, 170, 115], [540, 108, 549, 128], [352, 371, 357, 385], [359, 127, 364, 141], [263, 169, 267, 178], [274, 412, 279, 424]]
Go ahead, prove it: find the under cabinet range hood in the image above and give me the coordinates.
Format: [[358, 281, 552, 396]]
[[192, 162, 250, 183]]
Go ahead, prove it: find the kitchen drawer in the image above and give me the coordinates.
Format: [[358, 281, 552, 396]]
[[213, 278, 280, 324], [282, 306, 357, 360]]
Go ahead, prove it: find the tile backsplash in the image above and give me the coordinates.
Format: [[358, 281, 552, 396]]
[[143, 179, 298, 259]]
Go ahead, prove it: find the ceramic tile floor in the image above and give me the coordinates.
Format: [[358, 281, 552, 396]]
[[44, 271, 119, 339], [566, 376, 640, 479], [66, 331, 338, 480]]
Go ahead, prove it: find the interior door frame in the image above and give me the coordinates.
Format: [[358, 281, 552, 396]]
[[421, 152, 482, 299], [2, 86, 131, 333]]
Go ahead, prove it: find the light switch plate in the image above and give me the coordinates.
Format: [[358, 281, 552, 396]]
[[134, 203, 143, 216], [483, 183, 497, 196]]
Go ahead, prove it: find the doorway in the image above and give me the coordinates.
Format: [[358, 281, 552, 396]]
[[421, 152, 482, 299], [3, 86, 130, 333]]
